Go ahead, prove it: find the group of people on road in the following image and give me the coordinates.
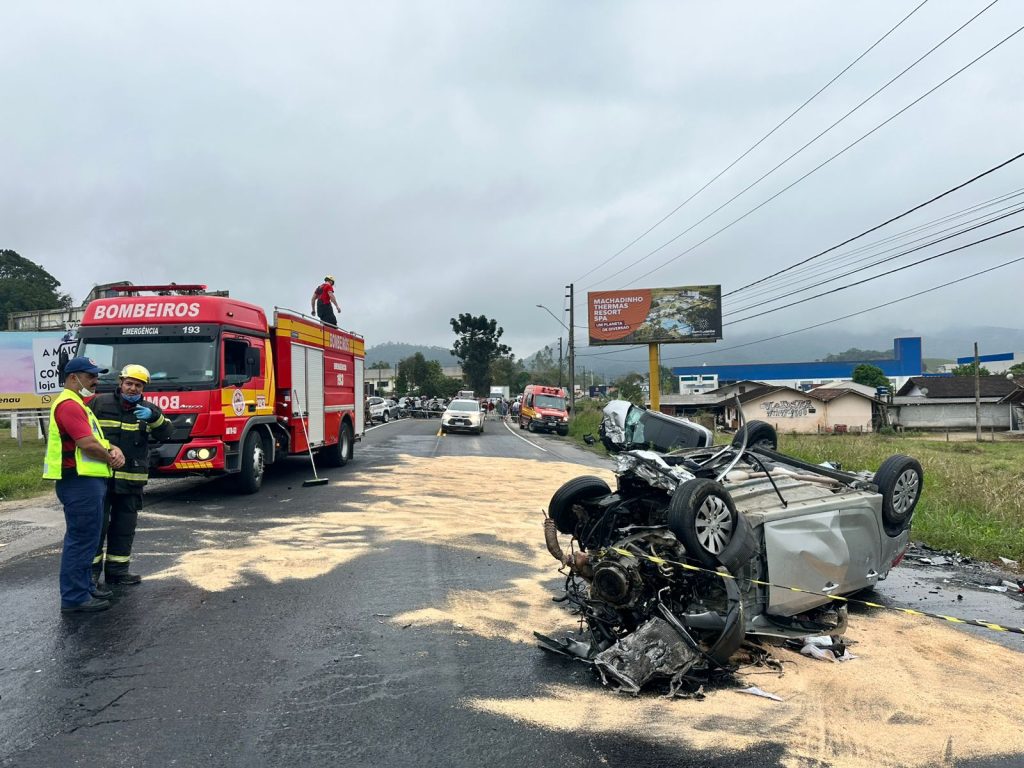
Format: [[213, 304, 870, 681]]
[[45, 357, 171, 613]]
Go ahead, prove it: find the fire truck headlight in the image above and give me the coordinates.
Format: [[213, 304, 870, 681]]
[[185, 447, 216, 460]]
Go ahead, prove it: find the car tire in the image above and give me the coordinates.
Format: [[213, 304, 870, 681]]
[[527, 421, 537, 433], [440, 425, 447, 435], [232, 430, 266, 494], [732, 420, 778, 451], [668, 479, 757, 571], [556, 427, 569, 437], [548, 476, 611, 535], [874, 454, 923, 535], [478, 423, 484, 434], [382, 411, 390, 423], [322, 420, 353, 467]]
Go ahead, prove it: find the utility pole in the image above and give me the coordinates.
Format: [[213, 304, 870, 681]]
[[975, 341, 981, 442], [566, 283, 575, 413]]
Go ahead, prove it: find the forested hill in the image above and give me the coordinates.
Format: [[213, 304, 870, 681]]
[[365, 342, 458, 367]]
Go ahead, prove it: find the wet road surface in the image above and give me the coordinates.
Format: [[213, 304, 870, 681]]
[[1, 417, 1021, 768]]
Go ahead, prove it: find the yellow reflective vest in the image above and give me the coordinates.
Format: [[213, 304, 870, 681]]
[[43, 389, 113, 480]]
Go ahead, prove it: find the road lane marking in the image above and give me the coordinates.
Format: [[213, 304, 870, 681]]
[[502, 418, 548, 452]]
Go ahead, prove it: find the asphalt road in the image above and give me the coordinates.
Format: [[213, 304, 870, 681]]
[[1, 417, 1021, 768]]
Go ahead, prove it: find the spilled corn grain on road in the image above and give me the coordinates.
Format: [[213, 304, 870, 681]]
[[1, 416, 1021, 768]]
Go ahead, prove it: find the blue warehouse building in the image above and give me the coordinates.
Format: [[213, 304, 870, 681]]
[[672, 337, 923, 392]]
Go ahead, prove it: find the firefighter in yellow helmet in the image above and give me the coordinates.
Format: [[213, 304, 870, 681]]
[[87, 364, 173, 585]]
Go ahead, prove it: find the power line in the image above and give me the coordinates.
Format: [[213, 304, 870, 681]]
[[571, 0, 932, 285], [729, 186, 1024, 302], [724, 201, 1024, 315], [578, 251, 1024, 366], [725, 151, 1024, 298], [724, 221, 1024, 326], [664, 253, 1024, 363], [614, 24, 1024, 289], [586, 0, 995, 289]]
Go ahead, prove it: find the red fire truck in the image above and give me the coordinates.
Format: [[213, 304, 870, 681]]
[[75, 285, 365, 493]]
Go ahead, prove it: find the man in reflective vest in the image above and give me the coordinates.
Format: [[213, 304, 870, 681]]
[[43, 357, 126, 613], [88, 363, 172, 585]]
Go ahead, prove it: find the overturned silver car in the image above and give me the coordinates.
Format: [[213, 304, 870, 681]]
[[538, 401, 923, 694]]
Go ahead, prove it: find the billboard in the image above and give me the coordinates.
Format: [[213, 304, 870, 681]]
[[588, 285, 722, 346], [0, 332, 78, 411]]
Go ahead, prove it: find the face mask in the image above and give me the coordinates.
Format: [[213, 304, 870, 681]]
[[74, 375, 94, 397], [123, 392, 142, 403]]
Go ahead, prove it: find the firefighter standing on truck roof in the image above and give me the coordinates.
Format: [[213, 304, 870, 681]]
[[88, 364, 173, 586], [311, 275, 340, 326]]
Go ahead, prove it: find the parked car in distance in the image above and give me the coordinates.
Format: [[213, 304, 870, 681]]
[[441, 399, 484, 435], [367, 396, 401, 423]]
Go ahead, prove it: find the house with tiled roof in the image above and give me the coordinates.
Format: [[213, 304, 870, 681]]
[[891, 376, 1024, 430], [722, 385, 880, 434]]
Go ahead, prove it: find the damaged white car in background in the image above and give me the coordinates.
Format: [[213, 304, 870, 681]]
[[537, 400, 923, 695]]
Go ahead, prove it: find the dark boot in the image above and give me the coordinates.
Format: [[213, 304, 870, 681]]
[[61, 597, 111, 613], [105, 572, 142, 585]]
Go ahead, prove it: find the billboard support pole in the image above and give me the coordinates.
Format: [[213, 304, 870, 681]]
[[648, 344, 660, 412]]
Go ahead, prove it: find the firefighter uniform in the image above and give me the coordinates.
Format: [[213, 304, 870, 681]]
[[88, 391, 173, 582]]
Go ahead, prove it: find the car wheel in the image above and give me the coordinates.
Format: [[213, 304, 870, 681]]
[[668, 479, 757, 571], [556, 427, 568, 436], [322, 419, 353, 467], [232, 430, 266, 494], [440, 425, 447, 435], [548, 476, 611, 535], [874, 454, 923, 535], [732, 420, 778, 451], [527, 421, 537, 433], [382, 411, 390, 423], [478, 423, 484, 434]]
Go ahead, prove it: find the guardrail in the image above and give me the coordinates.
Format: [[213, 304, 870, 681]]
[[5, 410, 49, 446]]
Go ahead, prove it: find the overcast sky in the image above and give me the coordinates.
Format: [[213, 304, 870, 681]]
[[2, 1, 1021, 364]]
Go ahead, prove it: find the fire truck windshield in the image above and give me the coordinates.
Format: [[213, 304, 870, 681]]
[[535, 394, 566, 410], [78, 336, 217, 390]]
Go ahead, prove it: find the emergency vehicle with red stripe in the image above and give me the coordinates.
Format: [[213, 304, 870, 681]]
[[76, 284, 365, 493]]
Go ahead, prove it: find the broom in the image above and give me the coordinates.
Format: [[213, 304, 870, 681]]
[[293, 388, 329, 487]]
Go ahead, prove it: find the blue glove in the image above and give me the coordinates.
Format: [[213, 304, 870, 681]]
[[133, 405, 153, 421]]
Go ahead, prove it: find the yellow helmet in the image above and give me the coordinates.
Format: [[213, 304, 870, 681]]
[[120, 364, 151, 384]]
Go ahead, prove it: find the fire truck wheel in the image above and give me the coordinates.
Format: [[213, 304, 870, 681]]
[[233, 431, 266, 494], [322, 421, 353, 468]]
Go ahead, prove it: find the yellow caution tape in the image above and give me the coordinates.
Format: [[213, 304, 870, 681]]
[[606, 547, 1024, 637]]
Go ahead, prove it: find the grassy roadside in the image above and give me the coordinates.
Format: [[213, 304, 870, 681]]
[[567, 403, 1024, 564], [0, 436, 49, 502]]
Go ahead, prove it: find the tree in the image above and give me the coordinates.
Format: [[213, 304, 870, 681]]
[[0, 250, 73, 328], [1008, 362, 1024, 377], [528, 344, 563, 387], [490, 356, 529, 394], [851, 364, 892, 391], [395, 353, 433, 394], [614, 372, 646, 405], [659, 365, 675, 395], [952, 362, 991, 377], [450, 313, 511, 395]]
